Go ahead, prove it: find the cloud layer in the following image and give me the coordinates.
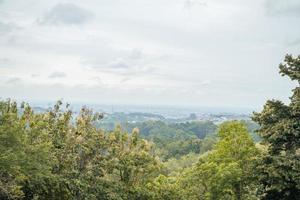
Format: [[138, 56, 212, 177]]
[[48, 71, 67, 78], [264, 0, 300, 16], [0, 0, 299, 109], [39, 3, 93, 26]]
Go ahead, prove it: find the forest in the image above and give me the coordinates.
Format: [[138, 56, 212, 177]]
[[1, 54, 300, 200]]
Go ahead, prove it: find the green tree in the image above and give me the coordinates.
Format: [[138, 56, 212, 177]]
[[180, 121, 258, 200], [0, 100, 161, 200], [144, 174, 181, 200], [253, 54, 300, 200], [0, 100, 53, 199]]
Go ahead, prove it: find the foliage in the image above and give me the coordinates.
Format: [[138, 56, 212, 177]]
[[179, 121, 259, 200], [2, 54, 300, 199], [253, 54, 300, 200], [0, 100, 160, 199], [127, 120, 217, 160], [0, 100, 53, 199]]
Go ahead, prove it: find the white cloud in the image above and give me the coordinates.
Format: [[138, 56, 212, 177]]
[[183, 0, 207, 9], [48, 71, 66, 78], [39, 3, 93, 26], [4, 77, 22, 84], [264, 0, 300, 16], [0, 0, 298, 108], [0, 22, 11, 33]]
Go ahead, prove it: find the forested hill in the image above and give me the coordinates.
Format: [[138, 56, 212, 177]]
[[0, 100, 259, 199], [1, 54, 300, 199]]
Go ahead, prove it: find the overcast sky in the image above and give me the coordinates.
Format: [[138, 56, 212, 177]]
[[0, 0, 299, 109]]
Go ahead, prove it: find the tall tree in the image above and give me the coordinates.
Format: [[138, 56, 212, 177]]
[[179, 121, 258, 200], [253, 54, 300, 200], [0, 100, 53, 199]]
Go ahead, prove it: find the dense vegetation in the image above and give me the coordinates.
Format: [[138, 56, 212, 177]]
[[1, 54, 300, 199], [98, 119, 259, 161]]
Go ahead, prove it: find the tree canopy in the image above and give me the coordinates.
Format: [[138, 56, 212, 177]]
[[253, 54, 300, 200], [1, 54, 300, 200]]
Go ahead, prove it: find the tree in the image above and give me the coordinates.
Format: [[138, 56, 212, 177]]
[[180, 121, 258, 200], [0, 100, 161, 200], [253, 54, 300, 200], [0, 100, 53, 199]]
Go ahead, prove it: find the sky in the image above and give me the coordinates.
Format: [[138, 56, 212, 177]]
[[0, 0, 300, 110]]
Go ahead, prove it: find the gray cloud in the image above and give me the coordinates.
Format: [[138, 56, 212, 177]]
[[0, 57, 11, 65], [120, 77, 131, 83], [0, 22, 14, 34], [105, 59, 156, 75], [264, 0, 300, 16], [128, 49, 144, 60], [84, 48, 159, 76], [288, 38, 300, 46], [39, 3, 93, 26], [0, 0, 298, 108], [5, 77, 22, 84], [109, 60, 130, 69], [48, 71, 66, 78], [199, 80, 211, 86], [183, 0, 207, 9]]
